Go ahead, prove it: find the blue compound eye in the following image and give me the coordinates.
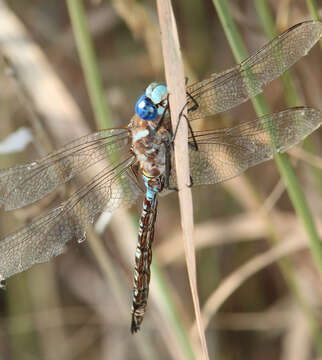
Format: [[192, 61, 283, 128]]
[[135, 95, 158, 121], [145, 82, 159, 100], [145, 83, 168, 105], [150, 84, 168, 105]]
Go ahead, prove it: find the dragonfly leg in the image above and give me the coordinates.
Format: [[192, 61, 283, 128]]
[[164, 135, 194, 190], [186, 115, 198, 151], [186, 89, 199, 113], [148, 110, 165, 136], [172, 111, 199, 151], [164, 140, 178, 191], [148, 94, 170, 136], [187, 175, 194, 188], [0, 277, 6, 289]]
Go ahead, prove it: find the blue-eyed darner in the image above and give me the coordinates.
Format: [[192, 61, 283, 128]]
[[0, 20, 321, 333]]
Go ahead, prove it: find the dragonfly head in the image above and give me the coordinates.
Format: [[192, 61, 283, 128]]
[[135, 83, 168, 121], [135, 95, 158, 121]]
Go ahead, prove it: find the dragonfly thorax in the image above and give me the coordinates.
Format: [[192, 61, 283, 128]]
[[130, 114, 170, 180], [132, 82, 170, 180]]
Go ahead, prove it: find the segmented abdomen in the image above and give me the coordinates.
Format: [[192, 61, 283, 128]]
[[131, 192, 158, 333]]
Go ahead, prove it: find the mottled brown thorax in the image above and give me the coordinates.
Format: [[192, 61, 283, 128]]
[[130, 114, 170, 179]]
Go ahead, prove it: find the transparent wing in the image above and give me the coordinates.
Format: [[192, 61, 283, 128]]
[[187, 21, 322, 120], [0, 154, 143, 280], [0, 127, 131, 210], [169, 107, 321, 187]]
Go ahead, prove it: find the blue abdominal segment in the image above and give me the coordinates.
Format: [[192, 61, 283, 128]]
[[142, 174, 160, 200]]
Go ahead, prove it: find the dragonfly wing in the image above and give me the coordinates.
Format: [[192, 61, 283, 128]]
[[0, 128, 131, 210], [187, 21, 322, 120], [169, 107, 321, 187], [0, 154, 143, 280]]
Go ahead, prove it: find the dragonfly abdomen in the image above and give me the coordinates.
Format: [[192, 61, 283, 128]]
[[131, 188, 158, 333]]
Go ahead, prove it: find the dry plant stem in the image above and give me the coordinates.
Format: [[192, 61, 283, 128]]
[[281, 296, 313, 360], [261, 179, 286, 213], [156, 1, 208, 359]]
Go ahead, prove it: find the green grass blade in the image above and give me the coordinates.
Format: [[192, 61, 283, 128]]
[[307, 0, 321, 21], [66, 0, 111, 129]]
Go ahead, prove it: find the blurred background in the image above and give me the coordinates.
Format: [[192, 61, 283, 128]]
[[0, 0, 321, 359]]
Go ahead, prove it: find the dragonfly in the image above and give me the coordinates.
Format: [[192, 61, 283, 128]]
[[0, 20, 321, 333]]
